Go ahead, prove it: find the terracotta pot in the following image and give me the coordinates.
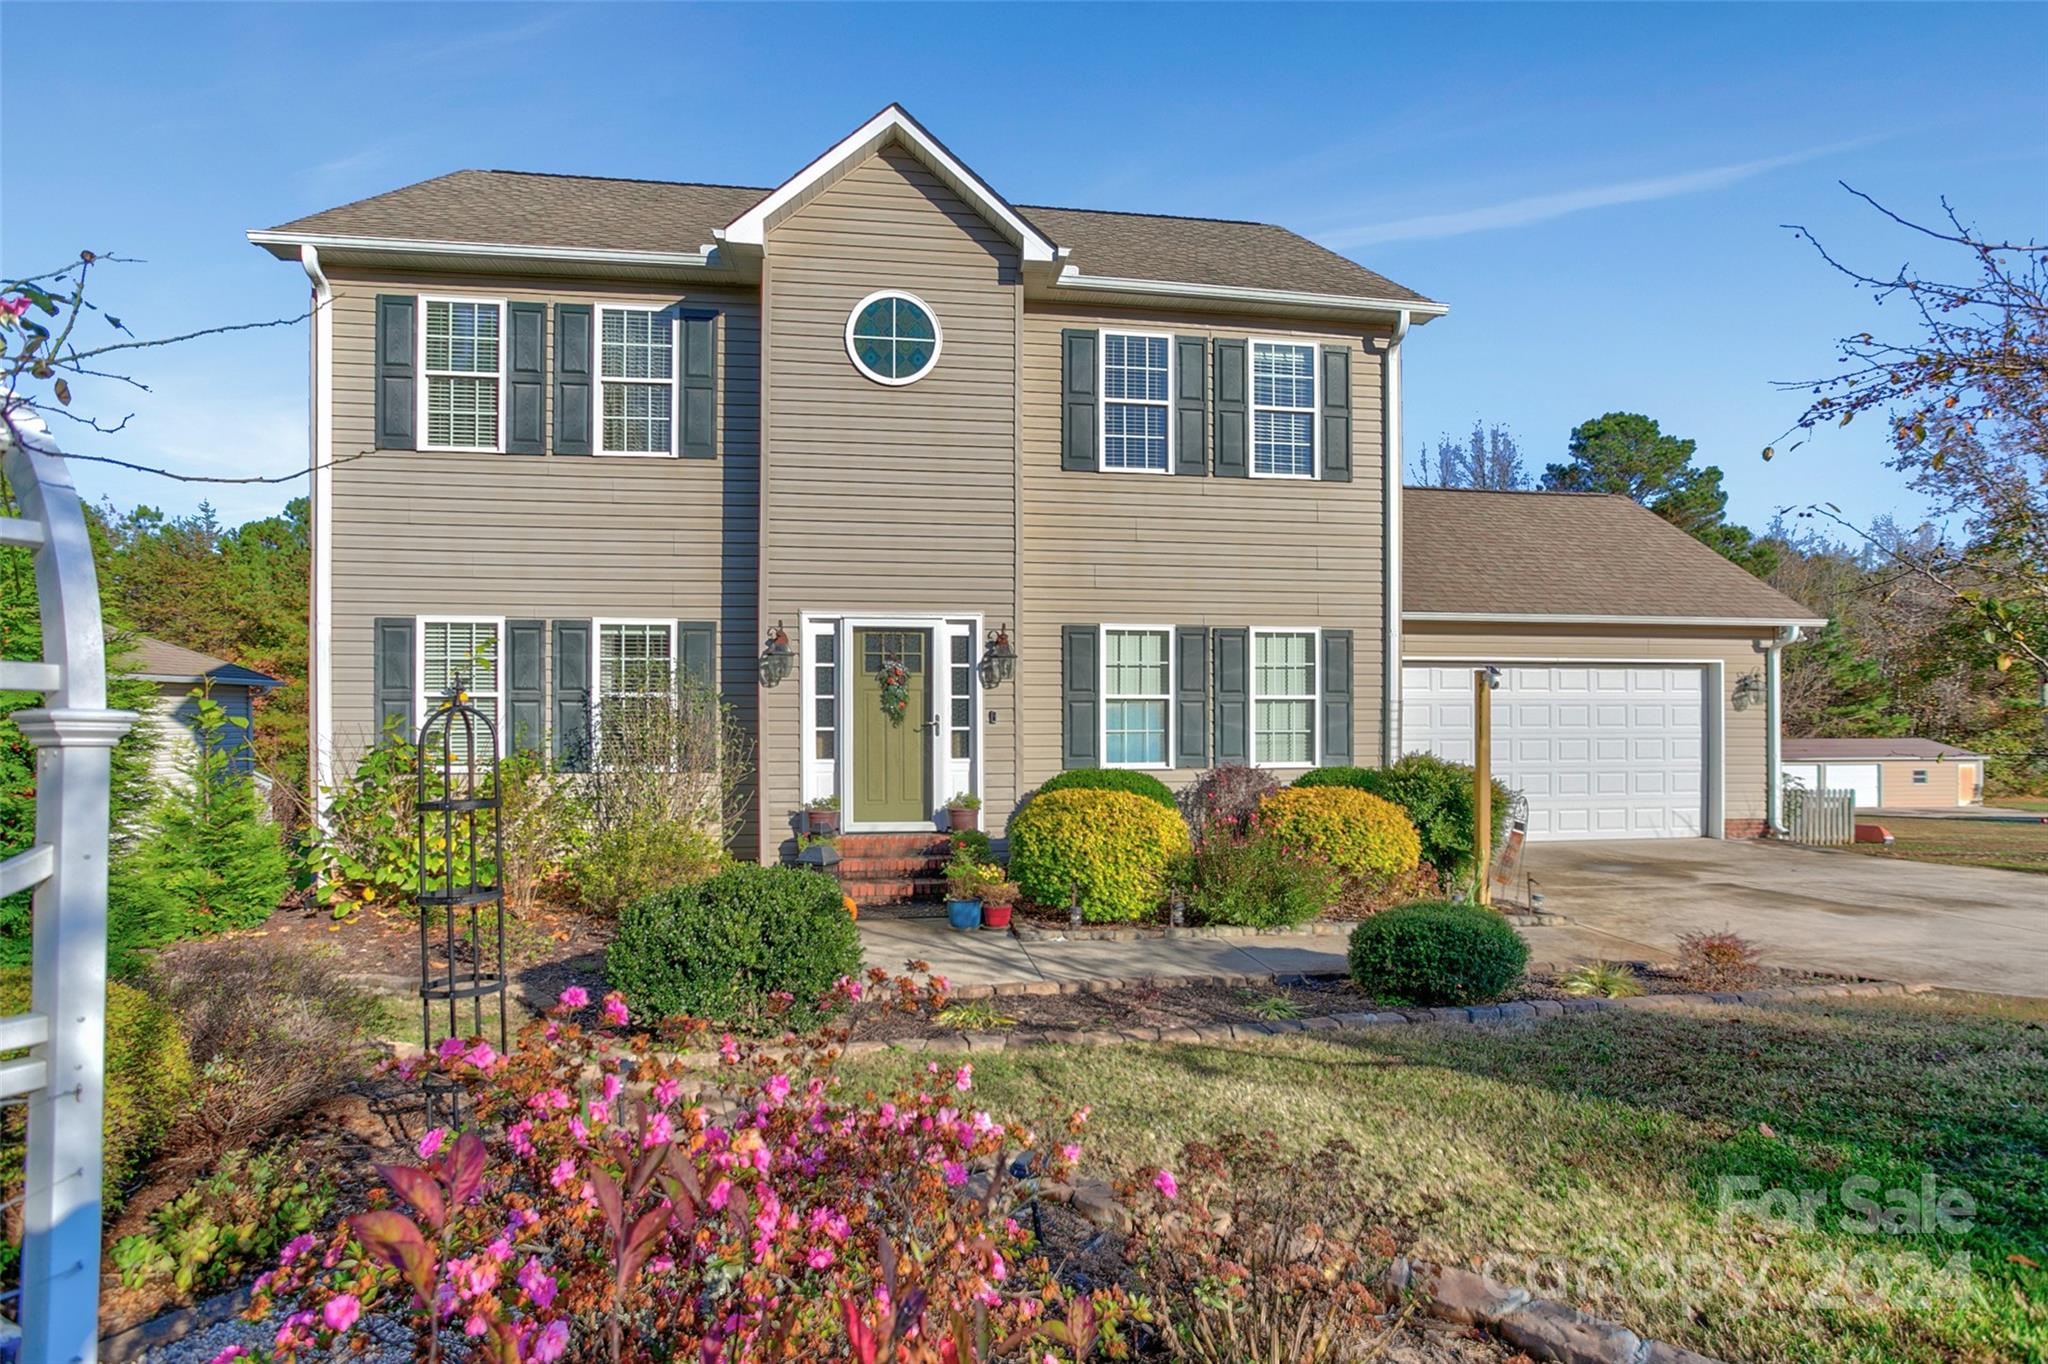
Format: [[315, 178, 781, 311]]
[[805, 808, 839, 836], [945, 806, 978, 832], [981, 902, 1012, 929]]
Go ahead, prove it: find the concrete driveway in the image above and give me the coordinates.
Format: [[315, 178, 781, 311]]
[[1517, 838, 2048, 997]]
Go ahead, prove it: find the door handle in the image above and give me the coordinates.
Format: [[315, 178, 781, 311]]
[[921, 716, 941, 736]]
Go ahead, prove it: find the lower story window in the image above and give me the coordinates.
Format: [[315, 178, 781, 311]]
[[813, 631, 838, 760], [1253, 629, 1316, 765], [595, 621, 675, 755], [419, 617, 501, 764], [1103, 627, 1170, 767], [949, 633, 974, 759]]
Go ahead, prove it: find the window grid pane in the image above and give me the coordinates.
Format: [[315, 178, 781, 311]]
[[599, 624, 673, 699], [1252, 631, 1316, 766], [850, 294, 937, 380], [1105, 700, 1167, 766], [949, 632, 972, 760], [1251, 342, 1316, 476], [423, 301, 501, 449], [424, 301, 500, 376], [1255, 701, 1314, 765], [814, 632, 837, 761], [422, 620, 499, 766], [1103, 629, 1170, 766], [427, 376, 499, 449], [1102, 333, 1171, 471]]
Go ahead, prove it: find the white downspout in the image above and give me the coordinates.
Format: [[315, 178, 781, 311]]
[[298, 246, 333, 828], [1760, 624, 1803, 834], [1382, 308, 1411, 766]]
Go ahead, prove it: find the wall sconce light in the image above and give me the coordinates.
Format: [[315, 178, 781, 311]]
[[1732, 670, 1764, 712], [758, 621, 794, 687], [1481, 665, 1501, 691], [978, 623, 1016, 689]]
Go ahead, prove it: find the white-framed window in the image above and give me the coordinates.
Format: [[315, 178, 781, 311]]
[[1100, 331, 1172, 473], [845, 290, 942, 386], [1101, 626, 1172, 769], [1912, 769, 1929, 785], [1251, 627, 1318, 767], [419, 298, 505, 452], [813, 630, 839, 761], [591, 619, 676, 753], [597, 306, 676, 456], [948, 632, 974, 760], [1250, 340, 1317, 478], [416, 616, 504, 764]]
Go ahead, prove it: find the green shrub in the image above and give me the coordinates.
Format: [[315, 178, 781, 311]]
[[571, 815, 728, 916], [947, 829, 994, 864], [1034, 767, 1178, 811], [1298, 756, 1512, 880], [109, 1147, 334, 1295], [1346, 901, 1529, 1006], [1256, 786, 1421, 881], [1177, 832, 1338, 928], [606, 864, 861, 1030], [0, 969, 195, 1209], [1008, 788, 1191, 923]]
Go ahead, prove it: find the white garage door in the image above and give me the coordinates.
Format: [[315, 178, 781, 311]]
[[1782, 762, 1880, 808], [1402, 664, 1706, 841]]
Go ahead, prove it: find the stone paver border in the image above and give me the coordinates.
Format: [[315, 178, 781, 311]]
[[1385, 1257, 1724, 1364]]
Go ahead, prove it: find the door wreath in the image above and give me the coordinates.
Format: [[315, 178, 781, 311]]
[[877, 660, 911, 725]]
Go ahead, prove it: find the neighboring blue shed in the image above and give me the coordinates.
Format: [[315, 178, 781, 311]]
[[129, 636, 282, 781]]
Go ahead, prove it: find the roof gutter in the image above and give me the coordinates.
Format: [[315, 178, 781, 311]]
[[1405, 611, 1830, 629], [248, 230, 723, 272], [1383, 308, 1411, 764], [1051, 268, 1447, 321]]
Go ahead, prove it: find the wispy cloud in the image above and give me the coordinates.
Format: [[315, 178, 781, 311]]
[[1322, 138, 1880, 248]]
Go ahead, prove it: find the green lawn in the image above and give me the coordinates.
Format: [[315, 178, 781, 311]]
[[843, 993, 2047, 1364], [1845, 815, 2048, 874]]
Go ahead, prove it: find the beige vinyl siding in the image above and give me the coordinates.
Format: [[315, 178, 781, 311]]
[[324, 269, 760, 838], [758, 146, 1021, 852], [1018, 306, 1389, 794], [1401, 622, 1774, 833], [1874, 758, 1967, 809]]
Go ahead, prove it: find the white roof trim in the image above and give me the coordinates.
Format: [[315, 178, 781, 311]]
[[1051, 267, 1447, 319], [720, 105, 1057, 264], [1404, 610, 1829, 629], [247, 230, 722, 270]]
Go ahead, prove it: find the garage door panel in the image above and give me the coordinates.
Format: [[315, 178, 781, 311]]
[[1403, 662, 1706, 842]]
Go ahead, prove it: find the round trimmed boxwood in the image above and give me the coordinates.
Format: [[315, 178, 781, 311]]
[[1297, 757, 1512, 880], [606, 864, 862, 1031], [1008, 787, 1190, 923], [1256, 786, 1421, 881], [1033, 767, 1177, 811], [1346, 900, 1529, 1005]]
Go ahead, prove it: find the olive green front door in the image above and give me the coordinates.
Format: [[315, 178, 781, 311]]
[[851, 628, 931, 825]]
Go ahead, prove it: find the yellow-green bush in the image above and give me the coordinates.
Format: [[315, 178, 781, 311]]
[[1256, 786, 1421, 881], [0, 969, 195, 1209], [1008, 788, 1191, 923]]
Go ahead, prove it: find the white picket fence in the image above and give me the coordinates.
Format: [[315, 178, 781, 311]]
[[1782, 786, 1856, 846]]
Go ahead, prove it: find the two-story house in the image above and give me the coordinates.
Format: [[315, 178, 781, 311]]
[[252, 105, 1821, 867]]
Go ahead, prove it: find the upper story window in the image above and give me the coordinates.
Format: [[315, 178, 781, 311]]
[[1251, 341, 1317, 478], [598, 307, 675, 455], [1102, 626, 1171, 768], [1101, 332, 1171, 473], [420, 299, 503, 452], [1252, 628, 1317, 766], [846, 290, 941, 386]]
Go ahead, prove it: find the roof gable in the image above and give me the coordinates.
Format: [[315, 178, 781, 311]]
[[719, 105, 1056, 265]]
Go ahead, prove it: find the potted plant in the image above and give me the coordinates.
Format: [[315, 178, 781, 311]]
[[943, 846, 985, 932], [944, 791, 981, 833], [979, 868, 1018, 930], [802, 794, 840, 836]]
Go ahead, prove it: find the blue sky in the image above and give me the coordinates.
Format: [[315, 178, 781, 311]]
[[5, 2, 2043, 532]]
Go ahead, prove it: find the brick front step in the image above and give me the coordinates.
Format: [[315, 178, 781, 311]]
[[831, 833, 956, 858], [844, 877, 947, 906], [835, 856, 952, 879]]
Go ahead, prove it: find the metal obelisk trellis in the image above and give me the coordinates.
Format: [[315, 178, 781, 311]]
[[416, 681, 507, 1127], [0, 409, 138, 1364]]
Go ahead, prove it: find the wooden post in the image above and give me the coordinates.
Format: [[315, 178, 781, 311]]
[[1473, 668, 1492, 905]]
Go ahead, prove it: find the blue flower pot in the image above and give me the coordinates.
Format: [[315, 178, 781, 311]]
[[946, 899, 983, 932]]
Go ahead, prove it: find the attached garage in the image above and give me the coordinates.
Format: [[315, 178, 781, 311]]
[[1402, 663, 1706, 840], [1399, 490, 1827, 841]]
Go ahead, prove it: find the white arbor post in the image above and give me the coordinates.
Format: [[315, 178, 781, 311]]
[[0, 410, 136, 1364]]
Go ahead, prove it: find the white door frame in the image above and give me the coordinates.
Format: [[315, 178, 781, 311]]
[[1401, 656, 1725, 840], [800, 611, 982, 833]]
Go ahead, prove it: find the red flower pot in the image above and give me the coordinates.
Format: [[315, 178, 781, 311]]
[[981, 902, 1012, 929]]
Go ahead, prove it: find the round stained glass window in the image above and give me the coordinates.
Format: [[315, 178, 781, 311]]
[[844, 290, 942, 386]]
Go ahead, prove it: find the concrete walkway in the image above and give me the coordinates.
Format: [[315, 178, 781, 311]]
[[861, 917, 1350, 987]]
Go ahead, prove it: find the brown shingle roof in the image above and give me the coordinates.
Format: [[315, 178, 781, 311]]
[[128, 637, 281, 686], [1783, 738, 1983, 761], [1403, 489, 1821, 624], [266, 169, 1433, 305]]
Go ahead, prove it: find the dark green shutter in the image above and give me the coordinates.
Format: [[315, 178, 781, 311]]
[[372, 616, 415, 745], [505, 302, 546, 455], [679, 621, 716, 690], [1174, 626, 1209, 768], [1212, 627, 1249, 765], [1061, 625, 1098, 768], [679, 311, 718, 460], [552, 619, 592, 771], [1320, 345, 1352, 482], [505, 619, 545, 754], [374, 295, 416, 451], [554, 304, 593, 455], [1174, 335, 1207, 477], [1060, 329, 1098, 472], [1321, 629, 1354, 765], [1213, 338, 1248, 478]]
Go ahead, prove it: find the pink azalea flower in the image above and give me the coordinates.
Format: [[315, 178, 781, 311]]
[[487, 1237, 513, 1263], [805, 1245, 834, 1270], [601, 992, 630, 1026], [942, 1160, 968, 1187], [206, 1347, 249, 1364], [436, 1035, 467, 1061], [416, 1127, 446, 1161], [466, 1313, 488, 1337], [955, 1064, 973, 1092], [990, 1252, 1007, 1282], [719, 1034, 739, 1064], [654, 1076, 682, 1108], [764, 1074, 791, 1104], [587, 1101, 610, 1126], [322, 1294, 360, 1332], [278, 1233, 317, 1265], [557, 985, 589, 1010], [465, 1041, 497, 1070], [644, 1112, 674, 1147], [1153, 1168, 1179, 1200], [517, 1257, 558, 1309], [707, 1178, 731, 1211], [549, 1157, 578, 1190], [1061, 1143, 1081, 1163], [602, 1072, 623, 1103], [507, 1119, 535, 1157]]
